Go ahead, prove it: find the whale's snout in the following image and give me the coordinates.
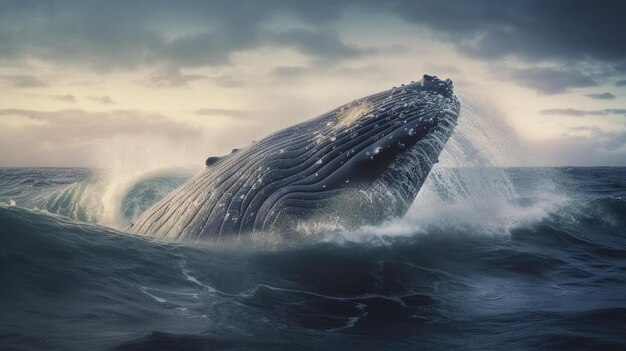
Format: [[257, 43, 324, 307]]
[[420, 74, 454, 98]]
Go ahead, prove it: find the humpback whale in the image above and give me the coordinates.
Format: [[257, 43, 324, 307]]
[[130, 75, 460, 241]]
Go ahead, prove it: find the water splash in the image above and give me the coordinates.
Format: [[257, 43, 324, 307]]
[[347, 93, 563, 239], [32, 136, 201, 228]]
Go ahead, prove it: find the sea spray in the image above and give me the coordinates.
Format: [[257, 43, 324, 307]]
[[345, 93, 565, 240]]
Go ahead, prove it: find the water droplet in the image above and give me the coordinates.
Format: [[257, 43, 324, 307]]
[[408, 128, 416, 136]]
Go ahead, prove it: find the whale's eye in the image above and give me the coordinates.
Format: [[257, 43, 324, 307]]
[[335, 99, 373, 128]]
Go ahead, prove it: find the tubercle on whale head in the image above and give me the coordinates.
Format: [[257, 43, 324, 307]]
[[419, 74, 454, 98], [389, 74, 453, 96]]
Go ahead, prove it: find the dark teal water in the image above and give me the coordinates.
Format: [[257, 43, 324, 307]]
[[1, 167, 625, 350]]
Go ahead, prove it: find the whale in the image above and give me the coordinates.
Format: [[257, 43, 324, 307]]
[[129, 75, 460, 241]]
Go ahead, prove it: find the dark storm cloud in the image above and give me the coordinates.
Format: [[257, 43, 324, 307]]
[[1, 0, 624, 93], [616, 80, 626, 87], [390, 0, 626, 63], [506, 67, 597, 94], [540, 108, 626, 117], [0, 0, 373, 71], [386, 0, 626, 93], [270, 29, 373, 59], [585, 92, 616, 100]]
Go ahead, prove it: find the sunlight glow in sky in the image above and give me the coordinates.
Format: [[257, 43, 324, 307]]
[[1, 1, 625, 166]]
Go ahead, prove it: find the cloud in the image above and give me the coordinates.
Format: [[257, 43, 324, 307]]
[[48, 94, 77, 103], [563, 126, 626, 152], [0, 1, 373, 71], [88, 95, 114, 104], [0, 108, 204, 166], [2, 75, 48, 88], [0, 0, 622, 95], [585, 92, 616, 100], [195, 108, 249, 119], [270, 65, 310, 78], [0, 108, 199, 141], [616, 80, 626, 87], [269, 60, 385, 80], [270, 29, 374, 60], [146, 66, 207, 87], [145, 66, 248, 88], [531, 131, 626, 166], [391, 0, 626, 65], [506, 67, 597, 94], [540, 108, 626, 117]]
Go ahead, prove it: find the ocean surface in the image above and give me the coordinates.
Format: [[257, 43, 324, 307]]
[[1, 166, 625, 350]]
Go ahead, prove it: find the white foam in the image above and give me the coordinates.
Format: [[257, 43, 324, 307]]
[[139, 286, 168, 304]]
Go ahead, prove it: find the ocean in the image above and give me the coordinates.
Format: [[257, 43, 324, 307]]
[[1, 166, 624, 350]]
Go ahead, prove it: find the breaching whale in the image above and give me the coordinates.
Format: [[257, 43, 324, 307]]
[[130, 75, 460, 241]]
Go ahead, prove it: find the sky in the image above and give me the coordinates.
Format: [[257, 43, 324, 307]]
[[1, 0, 625, 167]]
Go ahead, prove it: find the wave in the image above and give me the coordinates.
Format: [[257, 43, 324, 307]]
[[1, 198, 625, 350], [41, 172, 190, 225], [0, 168, 192, 228]]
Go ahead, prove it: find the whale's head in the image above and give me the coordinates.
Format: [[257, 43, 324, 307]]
[[324, 74, 458, 180], [262, 74, 461, 230]]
